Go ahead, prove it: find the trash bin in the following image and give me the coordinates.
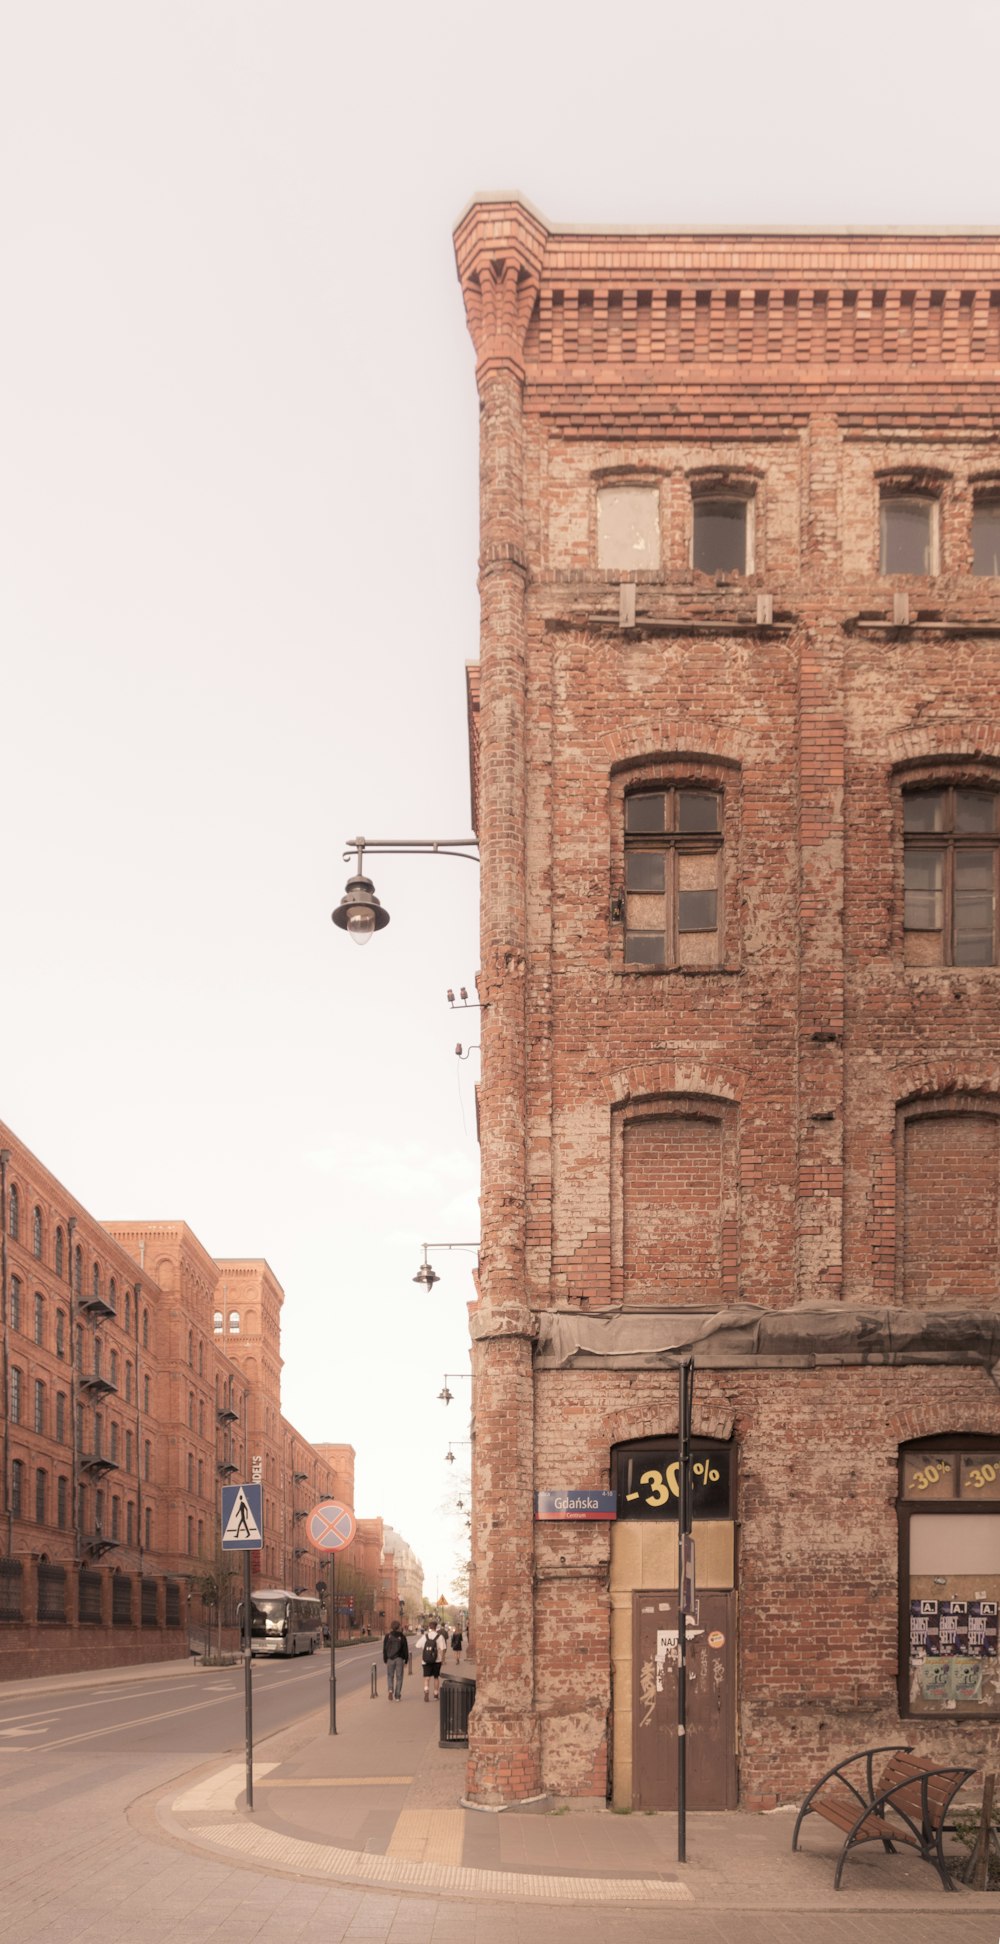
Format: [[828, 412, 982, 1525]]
[[439, 1674, 476, 1746]]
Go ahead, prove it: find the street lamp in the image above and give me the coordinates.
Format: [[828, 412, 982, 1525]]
[[437, 1371, 472, 1405], [413, 1243, 479, 1288], [331, 835, 479, 947]]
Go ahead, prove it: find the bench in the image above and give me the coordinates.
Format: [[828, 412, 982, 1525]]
[[792, 1743, 975, 1890]]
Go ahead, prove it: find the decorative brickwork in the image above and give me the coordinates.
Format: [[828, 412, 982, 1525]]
[[456, 198, 1000, 1807]]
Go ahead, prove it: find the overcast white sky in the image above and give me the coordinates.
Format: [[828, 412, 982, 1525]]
[[2, 0, 997, 1601]]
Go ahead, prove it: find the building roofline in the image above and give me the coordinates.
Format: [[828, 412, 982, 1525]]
[[454, 192, 1000, 241]]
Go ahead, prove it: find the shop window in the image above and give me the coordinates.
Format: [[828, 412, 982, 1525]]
[[692, 494, 752, 574], [903, 785, 998, 966], [900, 1437, 1000, 1717], [622, 787, 723, 966], [880, 492, 938, 574], [972, 496, 1000, 576], [596, 484, 661, 571]]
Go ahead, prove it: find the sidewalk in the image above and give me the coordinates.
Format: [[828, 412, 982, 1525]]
[[157, 1655, 996, 1913]]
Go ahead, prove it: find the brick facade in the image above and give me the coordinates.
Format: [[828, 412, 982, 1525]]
[[0, 1121, 413, 1677], [455, 199, 1000, 1807]]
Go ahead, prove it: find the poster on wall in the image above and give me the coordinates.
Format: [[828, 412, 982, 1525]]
[[910, 1600, 941, 1655], [938, 1600, 969, 1655], [968, 1600, 999, 1657]]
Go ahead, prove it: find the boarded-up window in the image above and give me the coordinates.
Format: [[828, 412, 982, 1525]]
[[902, 1108, 1000, 1305], [623, 1113, 725, 1306], [597, 485, 660, 570]]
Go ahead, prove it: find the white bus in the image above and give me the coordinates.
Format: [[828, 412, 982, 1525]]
[[249, 1588, 323, 1658]]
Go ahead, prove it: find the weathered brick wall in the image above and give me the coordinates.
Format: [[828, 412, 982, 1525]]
[[455, 199, 1000, 1806]]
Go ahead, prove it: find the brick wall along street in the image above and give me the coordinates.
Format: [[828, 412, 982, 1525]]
[[454, 199, 1000, 1811]]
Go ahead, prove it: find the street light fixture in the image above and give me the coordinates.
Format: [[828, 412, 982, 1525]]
[[331, 835, 479, 947], [413, 1243, 479, 1288]]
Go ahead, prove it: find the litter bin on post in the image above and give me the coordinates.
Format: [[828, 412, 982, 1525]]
[[439, 1674, 476, 1747]]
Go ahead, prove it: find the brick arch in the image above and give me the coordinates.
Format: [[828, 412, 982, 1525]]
[[605, 1405, 735, 1447], [603, 724, 743, 772], [603, 1063, 742, 1107], [893, 1063, 1000, 1108], [887, 1403, 1000, 1443], [887, 724, 1000, 771], [892, 1083, 1000, 1308]]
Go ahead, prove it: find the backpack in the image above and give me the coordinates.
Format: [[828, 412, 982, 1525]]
[[422, 1631, 438, 1668], [386, 1632, 403, 1659]]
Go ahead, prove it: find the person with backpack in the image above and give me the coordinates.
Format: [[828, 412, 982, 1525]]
[[420, 1622, 442, 1701], [382, 1619, 408, 1700]]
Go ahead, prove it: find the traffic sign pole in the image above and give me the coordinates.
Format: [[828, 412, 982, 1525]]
[[329, 1550, 337, 1735], [243, 1550, 254, 1808]]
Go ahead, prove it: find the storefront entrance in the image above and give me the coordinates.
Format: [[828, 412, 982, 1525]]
[[632, 1589, 737, 1809]]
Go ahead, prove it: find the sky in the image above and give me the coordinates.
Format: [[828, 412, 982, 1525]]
[[2, 0, 998, 1601]]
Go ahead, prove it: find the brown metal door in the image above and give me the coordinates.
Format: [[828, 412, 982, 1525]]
[[632, 1590, 737, 1809]]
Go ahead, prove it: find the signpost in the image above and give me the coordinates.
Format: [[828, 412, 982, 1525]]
[[306, 1498, 356, 1734], [221, 1481, 264, 1810], [677, 1358, 694, 1865]]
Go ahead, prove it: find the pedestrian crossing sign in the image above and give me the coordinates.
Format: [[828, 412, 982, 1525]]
[[221, 1482, 263, 1550]]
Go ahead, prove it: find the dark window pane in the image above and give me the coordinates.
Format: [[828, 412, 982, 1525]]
[[904, 851, 943, 931], [625, 933, 666, 965], [626, 794, 665, 834], [678, 889, 718, 932], [954, 851, 995, 964], [692, 499, 747, 574], [678, 791, 720, 833], [955, 789, 996, 833], [880, 495, 934, 574], [904, 791, 946, 833], [972, 502, 1000, 576], [626, 852, 665, 892]]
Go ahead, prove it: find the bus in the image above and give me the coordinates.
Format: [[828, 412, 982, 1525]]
[[249, 1588, 323, 1658]]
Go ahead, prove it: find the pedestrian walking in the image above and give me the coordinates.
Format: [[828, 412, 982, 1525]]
[[450, 1625, 463, 1664], [420, 1622, 442, 1700], [382, 1619, 408, 1700]]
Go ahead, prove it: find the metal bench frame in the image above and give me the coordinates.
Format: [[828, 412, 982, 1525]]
[[792, 1742, 975, 1890]]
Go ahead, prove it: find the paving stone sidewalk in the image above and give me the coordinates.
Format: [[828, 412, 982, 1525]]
[[158, 1655, 999, 1918]]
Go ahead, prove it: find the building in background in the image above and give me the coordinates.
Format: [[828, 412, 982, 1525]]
[[0, 1120, 410, 1676], [455, 197, 1000, 1810], [382, 1525, 424, 1621]]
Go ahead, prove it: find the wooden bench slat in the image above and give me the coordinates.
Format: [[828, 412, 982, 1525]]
[[792, 1742, 974, 1892]]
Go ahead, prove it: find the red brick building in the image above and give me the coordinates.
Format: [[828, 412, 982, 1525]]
[[455, 198, 1000, 1809], [0, 1121, 406, 1675]]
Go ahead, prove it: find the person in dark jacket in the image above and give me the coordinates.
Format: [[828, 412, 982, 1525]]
[[382, 1619, 409, 1700]]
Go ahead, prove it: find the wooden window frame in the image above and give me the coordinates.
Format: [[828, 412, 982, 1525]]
[[903, 783, 1000, 967], [621, 786, 724, 968], [879, 486, 941, 576]]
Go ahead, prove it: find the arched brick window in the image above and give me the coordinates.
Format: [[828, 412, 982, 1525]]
[[611, 757, 739, 972], [903, 781, 999, 967], [55, 1227, 64, 1277], [32, 1207, 42, 1258], [8, 1185, 19, 1241], [613, 1095, 738, 1306], [898, 1096, 1000, 1306]]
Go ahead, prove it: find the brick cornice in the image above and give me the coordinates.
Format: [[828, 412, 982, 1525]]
[[453, 197, 548, 383]]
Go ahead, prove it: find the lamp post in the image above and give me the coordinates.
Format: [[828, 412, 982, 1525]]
[[413, 1244, 479, 1290], [331, 836, 479, 945]]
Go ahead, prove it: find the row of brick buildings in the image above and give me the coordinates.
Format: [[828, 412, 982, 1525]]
[[454, 199, 1000, 1810], [0, 1119, 422, 1676]]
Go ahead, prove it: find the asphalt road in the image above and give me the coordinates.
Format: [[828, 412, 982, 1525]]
[[0, 1640, 383, 1762]]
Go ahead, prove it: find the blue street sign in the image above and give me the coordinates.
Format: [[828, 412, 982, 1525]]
[[221, 1482, 264, 1550]]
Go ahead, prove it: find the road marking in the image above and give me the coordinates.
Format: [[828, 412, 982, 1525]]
[[0, 1652, 376, 1753], [0, 1726, 48, 1737]]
